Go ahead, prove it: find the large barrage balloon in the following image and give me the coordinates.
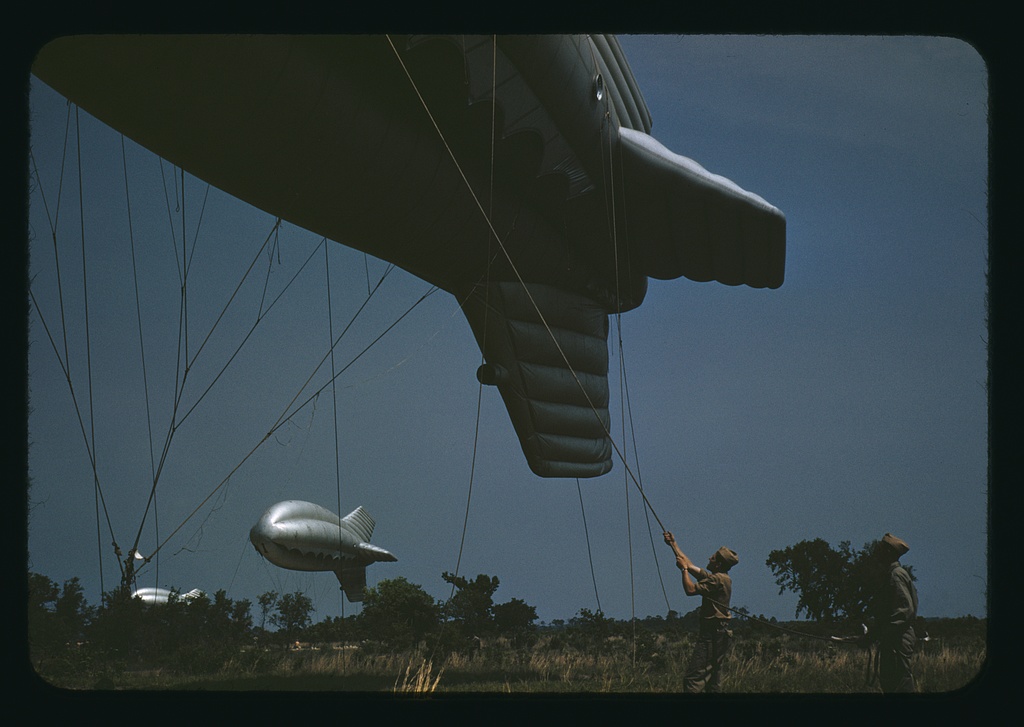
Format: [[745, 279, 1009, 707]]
[[32, 35, 786, 478]]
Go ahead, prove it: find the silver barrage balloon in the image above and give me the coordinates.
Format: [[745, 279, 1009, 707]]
[[249, 501, 396, 602]]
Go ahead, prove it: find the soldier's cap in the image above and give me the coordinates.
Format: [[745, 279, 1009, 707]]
[[713, 546, 739, 568], [881, 533, 910, 557]]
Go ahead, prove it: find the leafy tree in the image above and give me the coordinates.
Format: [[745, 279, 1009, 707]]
[[567, 608, 620, 652], [82, 585, 254, 673], [28, 572, 60, 611], [765, 539, 854, 622], [271, 591, 314, 638], [28, 573, 59, 639], [359, 577, 441, 649], [29, 573, 258, 679], [305, 614, 363, 644], [28, 572, 61, 658], [766, 538, 912, 623], [570, 607, 614, 638], [28, 573, 94, 659], [441, 572, 500, 637], [199, 590, 253, 645], [257, 590, 279, 631], [86, 585, 150, 664], [492, 597, 538, 647], [53, 577, 93, 645], [155, 589, 253, 673]]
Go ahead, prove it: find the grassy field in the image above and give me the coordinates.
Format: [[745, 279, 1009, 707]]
[[35, 629, 986, 694]]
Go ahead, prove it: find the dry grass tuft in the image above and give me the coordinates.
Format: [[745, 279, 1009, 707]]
[[394, 658, 444, 693]]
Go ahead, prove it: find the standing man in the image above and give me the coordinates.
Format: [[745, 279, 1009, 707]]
[[866, 532, 919, 693], [663, 531, 739, 693]]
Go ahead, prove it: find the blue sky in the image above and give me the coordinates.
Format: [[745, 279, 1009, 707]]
[[25, 35, 988, 625]]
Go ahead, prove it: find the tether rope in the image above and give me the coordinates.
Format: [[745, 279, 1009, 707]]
[[269, 282, 438, 435], [133, 223, 322, 550], [596, 75, 641, 659], [125, 160, 195, 581], [183, 184, 211, 283], [127, 176, 289, 569], [159, 157, 184, 285], [180, 168, 191, 365], [616, 319, 671, 613], [176, 226, 317, 426], [702, 594, 854, 643], [324, 237, 346, 621], [28, 105, 73, 372], [257, 220, 281, 318], [444, 34, 496, 605], [29, 107, 120, 594], [122, 133, 161, 591], [73, 106, 123, 592], [576, 478, 602, 613]]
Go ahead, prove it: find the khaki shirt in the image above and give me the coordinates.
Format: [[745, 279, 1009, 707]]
[[693, 570, 732, 631]]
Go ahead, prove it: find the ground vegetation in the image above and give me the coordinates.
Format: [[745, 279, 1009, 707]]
[[26, 571, 985, 694]]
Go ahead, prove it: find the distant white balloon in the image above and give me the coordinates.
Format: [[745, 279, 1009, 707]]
[[249, 501, 397, 602], [131, 587, 205, 606]]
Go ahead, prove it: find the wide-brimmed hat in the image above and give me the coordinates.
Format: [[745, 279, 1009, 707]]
[[881, 533, 910, 557], [714, 546, 739, 568]]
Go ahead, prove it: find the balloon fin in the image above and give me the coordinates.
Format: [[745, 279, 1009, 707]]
[[340, 506, 376, 543], [355, 542, 398, 563], [335, 563, 368, 603], [618, 127, 786, 289], [461, 282, 612, 478]]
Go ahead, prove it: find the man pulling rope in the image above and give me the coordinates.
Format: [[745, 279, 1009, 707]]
[[663, 530, 739, 693]]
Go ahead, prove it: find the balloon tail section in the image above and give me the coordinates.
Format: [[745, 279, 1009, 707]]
[[463, 282, 613, 478], [334, 563, 368, 603], [618, 127, 786, 289]]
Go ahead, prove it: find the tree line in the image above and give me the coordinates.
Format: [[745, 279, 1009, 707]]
[[27, 537, 947, 679], [27, 569, 553, 676]]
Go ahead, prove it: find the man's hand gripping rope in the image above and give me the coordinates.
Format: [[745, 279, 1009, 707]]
[[663, 531, 693, 572]]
